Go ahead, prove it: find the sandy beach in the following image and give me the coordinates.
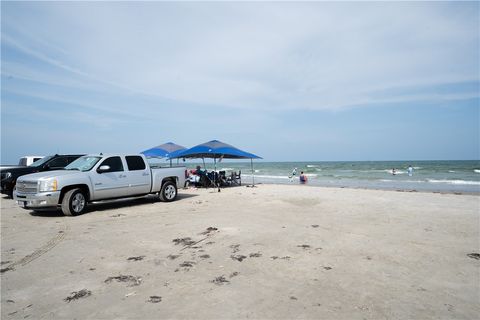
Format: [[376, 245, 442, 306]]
[[1, 184, 479, 319]]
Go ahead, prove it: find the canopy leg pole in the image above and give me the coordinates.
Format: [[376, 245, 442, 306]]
[[202, 157, 207, 189], [170, 159, 172, 167], [251, 158, 256, 187], [214, 156, 220, 192]]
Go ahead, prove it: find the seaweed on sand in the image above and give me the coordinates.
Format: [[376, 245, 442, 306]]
[[127, 256, 145, 261], [172, 237, 196, 246], [200, 227, 218, 235], [179, 261, 196, 268], [64, 289, 92, 302], [229, 244, 240, 253], [297, 245, 311, 249], [148, 296, 162, 303], [231, 255, 247, 262], [467, 253, 480, 260], [104, 275, 142, 287], [211, 275, 230, 285]]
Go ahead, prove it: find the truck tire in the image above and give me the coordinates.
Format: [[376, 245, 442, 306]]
[[61, 188, 87, 216], [7, 180, 16, 198], [159, 181, 177, 202]]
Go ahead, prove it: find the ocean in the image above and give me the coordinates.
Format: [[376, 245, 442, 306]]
[[197, 160, 480, 194]]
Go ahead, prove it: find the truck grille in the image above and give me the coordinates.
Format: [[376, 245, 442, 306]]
[[16, 181, 38, 193]]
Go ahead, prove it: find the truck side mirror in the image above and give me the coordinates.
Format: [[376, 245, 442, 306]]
[[97, 165, 110, 173]]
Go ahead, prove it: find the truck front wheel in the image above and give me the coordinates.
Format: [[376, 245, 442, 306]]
[[61, 188, 87, 216], [7, 179, 16, 198], [159, 181, 177, 202]]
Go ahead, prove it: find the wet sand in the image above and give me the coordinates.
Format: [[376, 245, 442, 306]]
[[1, 185, 479, 319]]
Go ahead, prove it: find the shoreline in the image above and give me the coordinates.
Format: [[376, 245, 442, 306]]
[[237, 181, 480, 196]]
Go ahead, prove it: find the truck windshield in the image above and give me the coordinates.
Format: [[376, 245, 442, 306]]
[[65, 156, 101, 172], [29, 156, 54, 167]]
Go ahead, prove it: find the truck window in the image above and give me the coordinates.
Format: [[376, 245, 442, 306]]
[[125, 156, 146, 171], [18, 158, 27, 166], [30, 155, 54, 167], [99, 157, 124, 172], [66, 156, 81, 163], [65, 156, 101, 171], [47, 157, 68, 168]]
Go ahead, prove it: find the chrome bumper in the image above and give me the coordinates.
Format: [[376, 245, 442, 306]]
[[14, 191, 61, 209]]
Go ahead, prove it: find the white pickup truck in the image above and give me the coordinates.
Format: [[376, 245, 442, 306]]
[[13, 154, 186, 216], [0, 155, 44, 171]]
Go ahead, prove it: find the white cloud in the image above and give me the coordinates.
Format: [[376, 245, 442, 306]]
[[1, 1, 479, 111]]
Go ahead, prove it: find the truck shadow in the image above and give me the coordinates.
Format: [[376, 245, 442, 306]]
[[29, 193, 198, 217], [90, 193, 198, 212]]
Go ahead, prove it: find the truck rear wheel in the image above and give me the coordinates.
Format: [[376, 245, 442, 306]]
[[159, 181, 177, 202], [61, 188, 87, 216]]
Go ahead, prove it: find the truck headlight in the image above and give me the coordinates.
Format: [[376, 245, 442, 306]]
[[39, 180, 57, 192]]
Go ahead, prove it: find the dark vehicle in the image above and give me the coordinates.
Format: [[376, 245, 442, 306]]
[[1, 154, 83, 198]]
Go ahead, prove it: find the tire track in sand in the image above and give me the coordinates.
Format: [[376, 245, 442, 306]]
[[1, 222, 69, 273]]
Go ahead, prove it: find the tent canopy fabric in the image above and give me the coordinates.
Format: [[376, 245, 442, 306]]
[[141, 142, 187, 158], [170, 140, 262, 159]]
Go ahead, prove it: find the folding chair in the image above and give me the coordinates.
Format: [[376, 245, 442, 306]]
[[228, 170, 242, 186]]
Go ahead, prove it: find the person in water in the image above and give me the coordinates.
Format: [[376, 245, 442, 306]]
[[290, 167, 297, 181], [407, 165, 413, 176], [291, 167, 297, 177], [392, 168, 396, 175], [299, 171, 308, 184]]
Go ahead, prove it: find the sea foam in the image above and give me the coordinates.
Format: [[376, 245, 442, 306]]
[[426, 179, 480, 185], [242, 174, 290, 180], [385, 169, 406, 175]]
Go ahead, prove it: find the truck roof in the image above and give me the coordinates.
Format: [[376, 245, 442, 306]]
[[82, 154, 145, 157]]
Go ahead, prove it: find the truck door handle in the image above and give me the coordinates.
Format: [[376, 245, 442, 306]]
[[119, 174, 127, 178], [142, 173, 150, 176]]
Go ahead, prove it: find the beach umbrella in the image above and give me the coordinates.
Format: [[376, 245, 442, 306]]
[[170, 140, 262, 191], [141, 142, 187, 166]]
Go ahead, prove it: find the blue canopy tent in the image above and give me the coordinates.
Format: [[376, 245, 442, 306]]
[[170, 140, 262, 191], [141, 142, 187, 166]]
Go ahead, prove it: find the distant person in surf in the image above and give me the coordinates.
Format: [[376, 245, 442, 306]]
[[299, 171, 308, 184], [289, 167, 297, 181], [392, 168, 396, 175], [407, 165, 413, 176]]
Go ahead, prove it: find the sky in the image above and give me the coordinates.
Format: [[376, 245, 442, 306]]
[[1, 1, 479, 163]]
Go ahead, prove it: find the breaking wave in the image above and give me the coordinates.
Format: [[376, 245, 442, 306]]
[[242, 174, 290, 180], [426, 179, 480, 185], [379, 179, 480, 186]]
